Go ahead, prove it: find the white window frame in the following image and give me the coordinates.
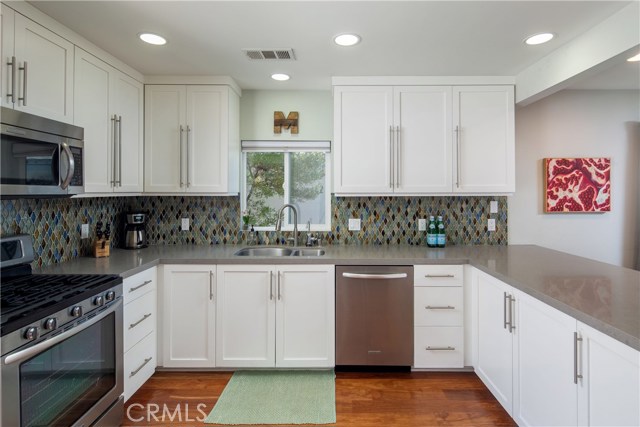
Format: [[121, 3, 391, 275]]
[[241, 141, 331, 232]]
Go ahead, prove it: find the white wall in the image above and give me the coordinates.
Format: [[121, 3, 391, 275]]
[[240, 90, 332, 141], [509, 90, 640, 268]]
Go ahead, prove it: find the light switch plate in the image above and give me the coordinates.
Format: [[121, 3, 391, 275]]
[[488, 218, 496, 232], [418, 218, 427, 231], [490, 200, 498, 213], [348, 218, 361, 231], [181, 218, 190, 231], [81, 224, 89, 239]]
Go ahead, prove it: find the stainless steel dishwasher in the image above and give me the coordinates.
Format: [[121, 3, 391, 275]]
[[336, 265, 414, 366]]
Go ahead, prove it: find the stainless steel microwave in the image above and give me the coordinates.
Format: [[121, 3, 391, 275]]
[[1, 107, 84, 197]]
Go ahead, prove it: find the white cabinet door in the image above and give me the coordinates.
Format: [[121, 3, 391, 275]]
[[74, 48, 113, 193], [276, 265, 335, 367], [13, 13, 73, 123], [144, 85, 186, 193], [186, 86, 228, 193], [1, 5, 15, 110], [453, 86, 514, 193], [513, 291, 578, 427], [161, 265, 215, 368], [475, 271, 515, 414], [577, 322, 640, 427], [215, 265, 275, 367], [333, 86, 394, 194], [394, 86, 452, 193], [113, 71, 143, 193]]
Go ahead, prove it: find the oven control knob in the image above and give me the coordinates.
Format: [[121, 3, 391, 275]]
[[105, 291, 116, 302], [70, 306, 83, 317], [24, 327, 39, 341], [94, 296, 104, 306], [43, 318, 57, 330]]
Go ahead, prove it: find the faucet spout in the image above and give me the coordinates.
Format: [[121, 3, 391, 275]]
[[275, 204, 299, 246]]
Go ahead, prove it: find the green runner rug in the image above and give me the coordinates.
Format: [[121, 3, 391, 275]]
[[205, 370, 336, 425]]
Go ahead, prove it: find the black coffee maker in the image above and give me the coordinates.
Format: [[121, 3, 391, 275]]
[[123, 212, 148, 249]]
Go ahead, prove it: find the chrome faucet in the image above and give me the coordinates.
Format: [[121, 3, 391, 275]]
[[275, 204, 299, 246]]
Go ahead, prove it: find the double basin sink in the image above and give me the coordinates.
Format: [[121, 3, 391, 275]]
[[234, 247, 325, 257]]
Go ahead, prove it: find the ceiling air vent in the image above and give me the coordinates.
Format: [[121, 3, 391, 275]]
[[242, 48, 296, 60]]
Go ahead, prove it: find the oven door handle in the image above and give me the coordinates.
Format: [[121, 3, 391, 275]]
[[4, 299, 122, 366]]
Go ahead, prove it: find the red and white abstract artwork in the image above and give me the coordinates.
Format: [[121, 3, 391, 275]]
[[544, 158, 611, 213]]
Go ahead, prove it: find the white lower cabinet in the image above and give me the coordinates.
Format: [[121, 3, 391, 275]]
[[122, 267, 157, 401], [161, 265, 216, 368], [216, 264, 335, 368]]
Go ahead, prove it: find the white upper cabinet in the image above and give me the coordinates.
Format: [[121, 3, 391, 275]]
[[145, 84, 240, 194], [74, 48, 143, 193], [2, 7, 74, 123], [334, 83, 513, 195], [452, 86, 515, 193]]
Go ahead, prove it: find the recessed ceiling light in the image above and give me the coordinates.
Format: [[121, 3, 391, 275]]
[[334, 34, 361, 47], [271, 73, 290, 81], [627, 53, 640, 62], [139, 33, 167, 46], [524, 33, 554, 45]]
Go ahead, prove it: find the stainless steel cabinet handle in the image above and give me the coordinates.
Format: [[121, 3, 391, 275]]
[[209, 271, 214, 301], [508, 294, 516, 333], [395, 125, 400, 188], [18, 61, 27, 105], [425, 274, 455, 278], [425, 305, 455, 310], [389, 126, 393, 188], [111, 115, 117, 186], [503, 292, 509, 330], [60, 142, 75, 190], [117, 115, 122, 186], [130, 357, 152, 378], [342, 272, 408, 280], [269, 272, 274, 301], [129, 280, 152, 293], [129, 313, 152, 329], [277, 271, 282, 300], [186, 126, 191, 188], [6, 56, 16, 103], [179, 125, 184, 187], [426, 346, 456, 351], [455, 125, 461, 188], [574, 332, 583, 384]]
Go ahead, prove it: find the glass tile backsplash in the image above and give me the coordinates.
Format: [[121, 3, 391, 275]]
[[1, 195, 507, 267]]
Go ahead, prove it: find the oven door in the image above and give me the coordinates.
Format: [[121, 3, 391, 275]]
[[1, 300, 123, 427]]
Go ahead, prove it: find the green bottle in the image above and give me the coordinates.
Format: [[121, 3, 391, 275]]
[[426, 216, 437, 247], [436, 215, 446, 248]]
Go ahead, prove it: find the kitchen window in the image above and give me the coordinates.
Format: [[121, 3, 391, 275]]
[[241, 141, 331, 231]]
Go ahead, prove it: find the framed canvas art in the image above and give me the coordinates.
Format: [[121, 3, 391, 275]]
[[544, 158, 611, 213]]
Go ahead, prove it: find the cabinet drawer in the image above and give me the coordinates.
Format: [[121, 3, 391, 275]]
[[123, 268, 156, 304], [124, 290, 156, 352], [414, 287, 463, 326], [414, 326, 463, 368], [414, 265, 463, 286], [124, 331, 157, 401]]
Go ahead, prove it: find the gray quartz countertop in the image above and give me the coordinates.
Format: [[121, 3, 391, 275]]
[[38, 244, 640, 351]]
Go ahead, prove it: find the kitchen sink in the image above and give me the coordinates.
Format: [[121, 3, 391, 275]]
[[233, 247, 325, 257]]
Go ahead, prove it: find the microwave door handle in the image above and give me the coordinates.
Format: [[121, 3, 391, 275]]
[[60, 142, 75, 190]]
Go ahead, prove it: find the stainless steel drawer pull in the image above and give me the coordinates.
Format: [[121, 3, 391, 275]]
[[367, 350, 382, 354], [7, 56, 16, 103], [425, 274, 455, 278], [425, 305, 455, 310], [129, 313, 152, 329], [130, 357, 153, 378], [426, 346, 456, 351], [129, 280, 153, 292], [18, 61, 27, 105], [342, 272, 408, 280], [574, 332, 583, 384]]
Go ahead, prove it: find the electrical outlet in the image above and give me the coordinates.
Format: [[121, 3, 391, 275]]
[[490, 200, 498, 213], [488, 218, 496, 232], [418, 218, 427, 231], [348, 218, 361, 231], [181, 218, 190, 231], [81, 224, 89, 239]]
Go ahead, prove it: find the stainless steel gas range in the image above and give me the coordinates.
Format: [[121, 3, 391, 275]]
[[1, 235, 124, 427]]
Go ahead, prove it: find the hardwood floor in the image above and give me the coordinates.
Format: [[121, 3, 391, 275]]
[[122, 371, 516, 426]]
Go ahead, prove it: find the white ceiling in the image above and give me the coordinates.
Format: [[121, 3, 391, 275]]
[[26, 1, 637, 91]]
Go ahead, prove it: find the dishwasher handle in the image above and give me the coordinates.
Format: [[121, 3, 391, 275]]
[[342, 272, 408, 280]]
